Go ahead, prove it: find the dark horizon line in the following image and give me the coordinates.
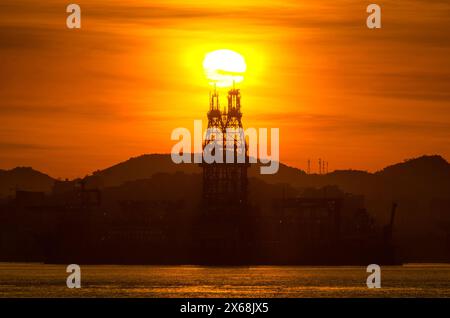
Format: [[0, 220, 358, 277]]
[[1, 152, 448, 181]]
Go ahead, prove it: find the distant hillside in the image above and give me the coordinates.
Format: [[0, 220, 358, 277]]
[[88, 154, 200, 188], [374, 155, 450, 198], [1, 154, 449, 202], [257, 155, 450, 200], [87, 154, 309, 188], [0, 167, 55, 197]]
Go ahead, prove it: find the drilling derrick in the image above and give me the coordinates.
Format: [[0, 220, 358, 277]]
[[195, 86, 252, 265], [201, 87, 249, 209], [207, 89, 222, 133]]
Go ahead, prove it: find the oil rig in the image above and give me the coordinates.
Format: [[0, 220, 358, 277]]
[[201, 86, 249, 207], [194, 86, 253, 264]]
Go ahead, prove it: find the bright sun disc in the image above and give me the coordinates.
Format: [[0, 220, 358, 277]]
[[203, 49, 247, 88]]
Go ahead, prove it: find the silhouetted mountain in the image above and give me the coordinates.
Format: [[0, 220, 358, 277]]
[[89, 154, 309, 188], [89, 154, 200, 188], [0, 167, 54, 197], [249, 162, 307, 185], [378, 155, 449, 176], [375, 155, 450, 198], [1, 154, 449, 202], [254, 155, 450, 200]]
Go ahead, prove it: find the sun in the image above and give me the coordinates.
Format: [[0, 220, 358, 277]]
[[203, 49, 247, 88]]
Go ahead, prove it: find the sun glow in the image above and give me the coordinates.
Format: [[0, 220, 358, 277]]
[[203, 49, 247, 87]]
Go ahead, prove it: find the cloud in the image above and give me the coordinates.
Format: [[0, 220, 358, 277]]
[[250, 111, 450, 136], [0, 142, 58, 151]]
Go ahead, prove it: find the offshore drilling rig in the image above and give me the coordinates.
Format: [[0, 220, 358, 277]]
[[194, 86, 254, 264], [201, 86, 249, 207]]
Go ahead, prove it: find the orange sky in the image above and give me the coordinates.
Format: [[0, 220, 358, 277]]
[[0, 0, 449, 178]]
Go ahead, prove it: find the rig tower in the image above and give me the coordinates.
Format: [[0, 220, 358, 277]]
[[201, 86, 250, 209], [195, 86, 253, 264]]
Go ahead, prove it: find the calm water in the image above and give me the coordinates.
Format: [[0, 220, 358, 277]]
[[0, 263, 449, 297]]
